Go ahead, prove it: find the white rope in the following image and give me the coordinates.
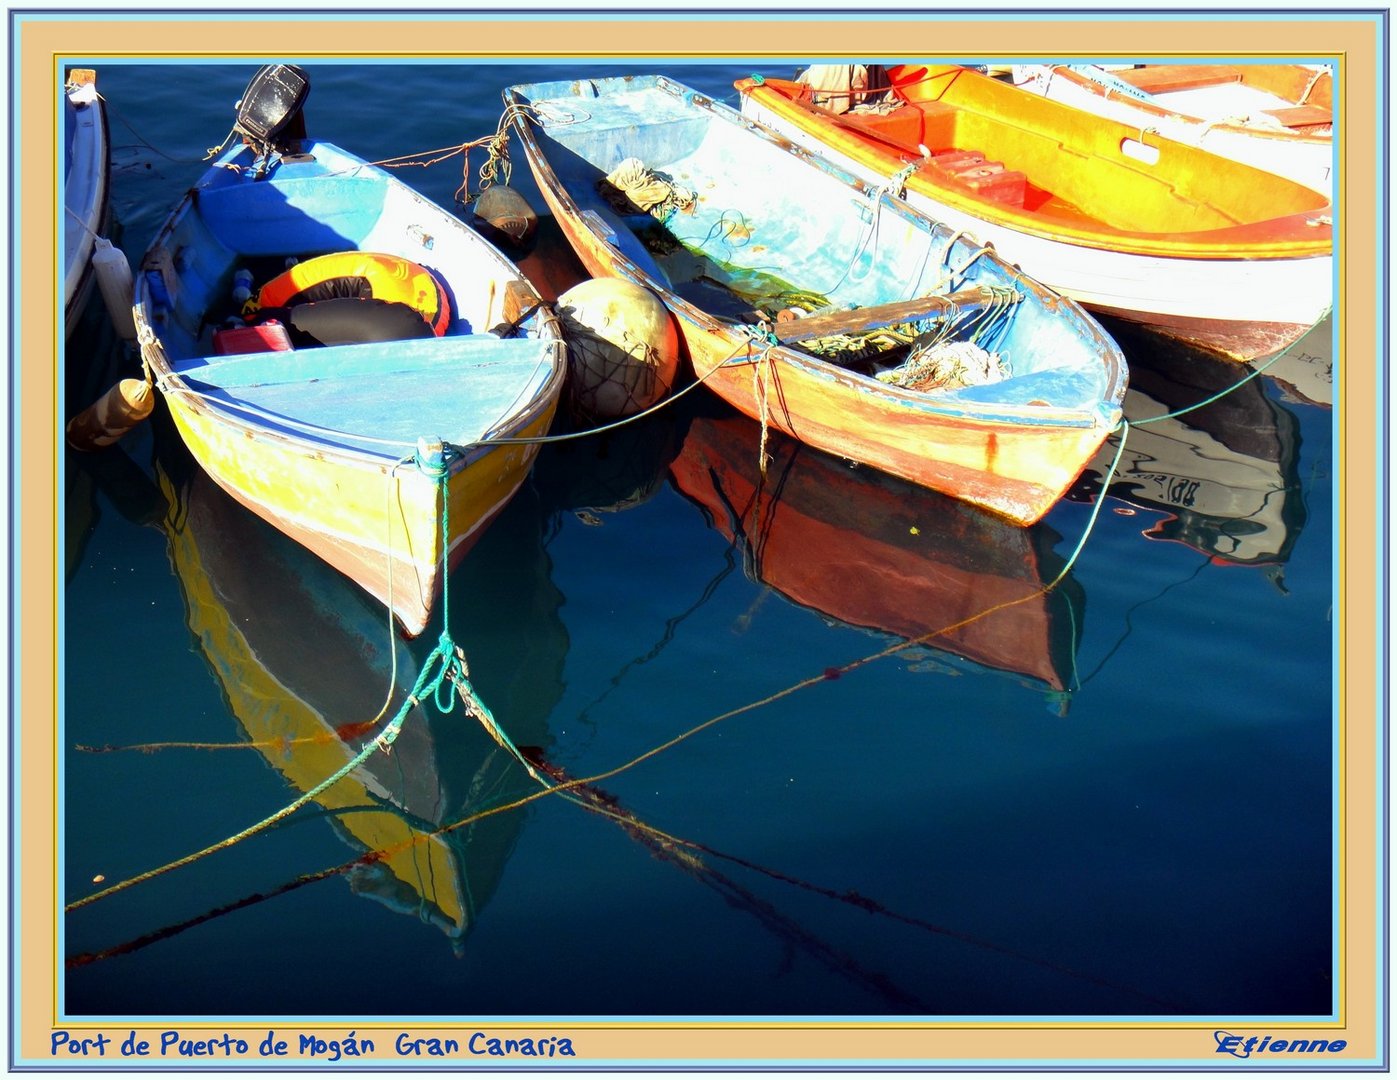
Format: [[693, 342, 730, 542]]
[[1298, 68, 1327, 105], [64, 205, 102, 242]]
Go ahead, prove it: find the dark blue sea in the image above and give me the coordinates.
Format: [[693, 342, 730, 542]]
[[62, 63, 1335, 1020]]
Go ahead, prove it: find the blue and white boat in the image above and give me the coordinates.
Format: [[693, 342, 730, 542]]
[[63, 68, 110, 337]]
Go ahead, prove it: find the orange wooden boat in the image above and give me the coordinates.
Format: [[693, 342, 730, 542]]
[[506, 74, 1127, 526], [737, 64, 1332, 361]]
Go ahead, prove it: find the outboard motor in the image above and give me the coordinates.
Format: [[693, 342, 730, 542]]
[[234, 64, 310, 174]]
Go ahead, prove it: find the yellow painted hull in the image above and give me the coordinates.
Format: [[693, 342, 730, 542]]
[[164, 390, 556, 637], [158, 465, 471, 935]]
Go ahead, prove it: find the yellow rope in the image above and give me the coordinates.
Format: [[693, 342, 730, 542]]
[[752, 350, 773, 478], [372, 580, 1059, 862], [72, 713, 392, 757]]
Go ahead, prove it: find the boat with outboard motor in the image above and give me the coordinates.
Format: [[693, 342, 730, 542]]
[[133, 65, 567, 637]]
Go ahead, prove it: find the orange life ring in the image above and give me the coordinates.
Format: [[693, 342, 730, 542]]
[[251, 252, 451, 336]]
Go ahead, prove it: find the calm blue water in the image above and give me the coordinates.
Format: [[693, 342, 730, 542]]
[[62, 63, 1334, 1019]]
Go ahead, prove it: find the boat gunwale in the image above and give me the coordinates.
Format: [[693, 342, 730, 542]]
[[63, 71, 111, 318], [148, 339, 566, 476]]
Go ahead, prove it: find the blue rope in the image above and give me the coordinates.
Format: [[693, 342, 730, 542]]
[[1045, 313, 1330, 592]]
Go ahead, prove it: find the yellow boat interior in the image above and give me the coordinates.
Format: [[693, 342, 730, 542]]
[[763, 64, 1331, 245]]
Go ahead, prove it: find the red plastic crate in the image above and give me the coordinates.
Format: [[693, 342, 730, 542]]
[[958, 163, 1028, 206], [930, 149, 986, 174], [213, 320, 293, 355]]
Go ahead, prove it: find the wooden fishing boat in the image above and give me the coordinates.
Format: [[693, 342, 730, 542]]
[[1009, 64, 1333, 194], [63, 68, 110, 338], [134, 66, 567, 637], [505, 74, 1126, 526], [737, 64, 1332, 362], [669, 409, 1084, 701]]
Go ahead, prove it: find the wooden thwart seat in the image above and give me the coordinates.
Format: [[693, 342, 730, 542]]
[[768, 287, 1017, 344], [928, 150, 1027, 207], [1260, 105, 1333, 129], [836, 105, 925, 147], [1120, 65, 1245, 95]]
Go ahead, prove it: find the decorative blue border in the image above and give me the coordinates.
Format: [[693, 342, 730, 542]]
[[12, 2, 1389, 1072]]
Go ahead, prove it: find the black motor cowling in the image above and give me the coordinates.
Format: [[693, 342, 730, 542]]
[[234, 64, 310, 158]]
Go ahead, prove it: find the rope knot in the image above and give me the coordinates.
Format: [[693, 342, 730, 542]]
[[881, 153, 927, 199], [739, 322, 780, 349], [413, 436, 451, 479]]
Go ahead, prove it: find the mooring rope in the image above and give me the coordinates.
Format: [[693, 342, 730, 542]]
[[68, 322, 1330, 988], [76, 295, 1328, 913], [67, 669, 419, 911], [348, 318, 1298, 832], [752, 349, 774, 477], [65, 756, 1181, 1009], [464, 336, 755, 448], [64, 205, 103, 243], [74, 721, 385, 755], [1050, 314, 1330, 585]]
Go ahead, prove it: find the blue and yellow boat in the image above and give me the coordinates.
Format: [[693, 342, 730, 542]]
[[133, 66, 566, 637]]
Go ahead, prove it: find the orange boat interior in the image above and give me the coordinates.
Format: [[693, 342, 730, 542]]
[[770, 65, 1330, 238]]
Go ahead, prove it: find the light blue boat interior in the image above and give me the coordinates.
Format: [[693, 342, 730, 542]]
[[510, 74, 1125, 417], [139, 140, 558, 459], [176, 334, 558, 455]]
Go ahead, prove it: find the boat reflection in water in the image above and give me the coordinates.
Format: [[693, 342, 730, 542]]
[[1075, 324, 1309, 574], [1258, 313, 1332, 410], [156, 442, 565, 953], [668, 407, 1086, 707], [531, 408, 684, 525]]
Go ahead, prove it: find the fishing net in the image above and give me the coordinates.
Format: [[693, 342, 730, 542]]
[[876, 339, 1008, 392]]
